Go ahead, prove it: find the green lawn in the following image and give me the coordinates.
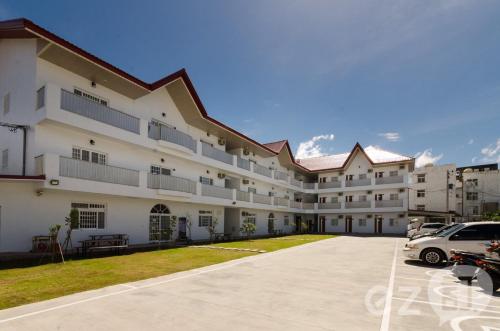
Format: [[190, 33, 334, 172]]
[[0, 234, 335, 310]]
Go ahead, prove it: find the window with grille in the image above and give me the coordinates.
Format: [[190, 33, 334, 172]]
[[319, 177, 326, 183], [331, 176, 339, 182], [389, 219, 399, 227], [1, 149, 8, 170], [331, 219, 338, 226], [389, 171, 398, 177], [359, 174, 367, 180], [72, 147, 106, 165], [74, 88, 108, 106], [242, 211, 256, 225], [375, 172, 384, 178], [199, 176, 213, 185], [358, 219, 367, 226], [248, 187, 257, 194], [198, 210, 213, 227], [330, 196, 338, 203], [466, 192, 478, 200], [416, 204, 425, 211], [345, 174, 354, 181], [70, 203, 105, 229], [417, 190, 425, 198], [417, 174, 425, 183], [151, 165, 171, 176], [390, 193, 399, 200], [359, 195, 367, 202]]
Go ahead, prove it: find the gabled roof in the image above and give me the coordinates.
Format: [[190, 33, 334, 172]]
[[0, 18, 414, 174], [297, 143, 413, 172]]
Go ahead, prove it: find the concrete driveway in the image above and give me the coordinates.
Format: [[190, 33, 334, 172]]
[[0, 236, 499, 330]]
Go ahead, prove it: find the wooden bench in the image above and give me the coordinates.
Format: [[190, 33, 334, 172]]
[[79, 234, 129, 256]]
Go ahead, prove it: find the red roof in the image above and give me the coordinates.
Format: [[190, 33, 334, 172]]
[[262, 140, 288, 153]]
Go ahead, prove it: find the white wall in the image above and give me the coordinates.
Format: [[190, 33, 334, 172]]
[[409, 164, 456, 212]]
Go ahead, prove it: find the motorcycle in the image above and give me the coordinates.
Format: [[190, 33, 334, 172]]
[[475, 257, 500, 293], [449, 250, 484, 283]]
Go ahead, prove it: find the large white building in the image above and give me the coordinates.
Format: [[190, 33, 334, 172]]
[[0, 19, 414, 253]]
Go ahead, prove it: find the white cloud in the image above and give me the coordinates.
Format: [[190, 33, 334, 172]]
[[378, 132, 400, 142], [476, 138, 500, 163], [296, 134, 335, 159], [468, 138, 474, 145], [414, 149, 443, 168]]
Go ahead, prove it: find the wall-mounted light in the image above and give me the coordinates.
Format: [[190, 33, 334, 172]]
[[89, 139, 95, 145], [49, 179, 59, 186]]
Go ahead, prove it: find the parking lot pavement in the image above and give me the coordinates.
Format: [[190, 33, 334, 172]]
[[0, 236, 499, 330]]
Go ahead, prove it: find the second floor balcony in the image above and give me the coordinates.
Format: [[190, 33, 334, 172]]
[[375, 200, 404, 208], [345, 178, 372, 187], [375, 176, 404, 185], [253, 193, 272, 205], [318, 181, 341, 189], [345, 201, 371, 209], [147, 173, 196, 194], [201, 142, 233, 165], [201, 184, 233, 200], [274, 170, 288, 181], [148, 122, 197, 153], [274, 197, 289, 207], [318, 202, 341, 209], [253, 163, 272, 178]]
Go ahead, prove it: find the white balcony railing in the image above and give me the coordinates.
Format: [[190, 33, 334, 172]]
[[290, 201, 302, 209], [303, 182, 315, 189], [201, 184, 233, 199], [237, 157, 250, 171], [290, 178, 302, 188], [253, 164, 272, 178], [59, 156, 139, 186], [274, 171, 288, 181], [253, 194, 272, 205], [147, 173, 196, 194], [345, 201, 371, 209], [318, 202, 341, 209], [345, 178, 372, 187], [302, 202, 315, 209], [375, 176, 404, 185], [60, 89, 140, 134], [375, 200, 404, 208], [274, 197, 289, 207], [318, 181, 341, 189], [148, 123, 197, 152], [236, 190, 250, 202], [201, 143, 233, 165]]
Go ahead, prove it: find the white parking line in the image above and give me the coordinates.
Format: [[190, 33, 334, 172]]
[[392, 297, 500, 315], [380, 241, 399, 331]]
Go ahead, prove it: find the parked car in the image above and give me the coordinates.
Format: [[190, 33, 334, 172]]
[[407, 222, 446, 238], [403, 222, 500, 266], [409, 223, 459, 241]]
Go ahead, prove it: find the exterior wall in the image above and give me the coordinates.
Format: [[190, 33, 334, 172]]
[[461, 169, 500, 220], [409, 164, 457, 213], [322, 213, 408, 234]]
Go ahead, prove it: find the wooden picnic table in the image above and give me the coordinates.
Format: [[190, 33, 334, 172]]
[[78, 234, 129, 256]]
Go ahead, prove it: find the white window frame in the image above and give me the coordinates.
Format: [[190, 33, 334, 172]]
[[71, 202, 106, 230], [417, 174, 425, 183], [358, 219, 367, 227], [466, 192, 478, 201], [74, 87, 108, 106], [417, 190, 425, 198], [390, 193, 399, 201], [151, 165, 171, 176], [72, 147, 107, 165], [389, 170, 398, 177], [416, 204, 425, 211], [199, 176, 213, 185], [198, 210, 213, 227]]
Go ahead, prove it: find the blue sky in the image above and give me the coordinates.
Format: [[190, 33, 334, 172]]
[[2, 0, 499, 167]]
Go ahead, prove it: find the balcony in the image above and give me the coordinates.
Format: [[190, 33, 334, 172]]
[[237, 157, 250, 171], [201, 142, 233, 165], [147, 173, 196, 194], [375, 176, 404, 185], [274, 170, 288, 181], [236, 190, 250, 202], [201, 184, 233, 199], [375, 200, 404, 208], [302, 202, 315, 209], [290, 178, 302, 188], [318, 202, 341, 209], [253, 194, 272, 205], [345, 201, 371, 209], [253, 164, 272, 178], [59, 156, 139, 186], [303, 182, 315, 189], [60, 89, 140, 134], [290, 201, 302, 208], [148, 123, 197, 152], [319, 181, 341, 189], [274, 197, 289, 207], [345, 178, 371, 187]]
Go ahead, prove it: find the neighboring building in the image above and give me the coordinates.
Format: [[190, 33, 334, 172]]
[[0, 19, 413, 252], [408, 164, 457, 223], [456, 164, 500, 221]]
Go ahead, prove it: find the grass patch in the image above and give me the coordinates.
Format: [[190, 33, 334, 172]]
[[0, 234, 335, 310]]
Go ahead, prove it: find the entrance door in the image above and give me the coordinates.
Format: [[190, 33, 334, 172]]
[[149, 204, 172, 241], [345, 216, 352, 233], [295, 215, 302, 233], [319, 216, 326, 233], [178, 217, 187, 240], [374, 216, 383, 234]]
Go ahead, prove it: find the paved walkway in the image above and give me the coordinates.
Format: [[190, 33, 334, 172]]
[[0, 236, 499, 330]]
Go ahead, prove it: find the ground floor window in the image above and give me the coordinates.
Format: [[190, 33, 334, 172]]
[[389, 218, 399, 227], [71, 203, 106, 229], [198, 210, 213, 227], [358, 219, 367, 227], [242, 211, 256, 225], [331, 219, 338, 226]]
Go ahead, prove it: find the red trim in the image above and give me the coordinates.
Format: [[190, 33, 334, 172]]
[[0, 175, 46, 180], [0, 18, 415, 173]]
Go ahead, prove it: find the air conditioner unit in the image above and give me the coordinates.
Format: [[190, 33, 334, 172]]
[[367, 169, 373, 173], [367, 214, 373, 219], [338, 192, 343, 196], [338, 215, 344, 219], [242, 179, 250, 184], [218, 173, 226, 179], [399, 164, 405, 169], [339, 171, 344, 175], [243, 148, 250, 155], [367, 190, 372, 194], [398, 214, 405, 218], [399, 188, 405, 193], [218, 137, 226, 145]]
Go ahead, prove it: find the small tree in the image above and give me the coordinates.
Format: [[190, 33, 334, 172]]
[[185, 212, 192, 242], [63, 208, 79, 252], [483, 211, 500, 222], [301, 220, 308, 233], [206, 217, 219, 243], [240, 218, 256, 240]]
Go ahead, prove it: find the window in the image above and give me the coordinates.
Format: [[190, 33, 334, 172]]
[[375, 194, 383, 201], [345, 195, 353, 202], [319, 177, 326, 183], [390, 193, 399, 201], [198, 210, 213, 227], [71, 203, 105, 229], [242, 211, 256, 225], [389, 219, 399, 227], [358, 219, 366, 226], [417, 174, 425, 183], [199, 176, 213, 185], [331, 176, 339, 182], [3, 93, 10, 114], [36, 86, 45, 109], [331, 219, 338, 226], [450, 224, 500, 241], [248, 187, 257, 194], [359, 174, 367, 180], [375, 172, 384, 178], [74, 88, 108, 106], [389, 171, 398, 177], [416, 204, 425, 211], [151, 165, 171, 176], [466, 178, 478, 186], [466, 192, 478, 201], [417, 190, 425, 198], [345, 174, 354, 181], [268, 191, 275, 197], [330, 196, 338, 203], [1, 149, 8, 170], [72, 147, 106, 165], [319, 197, 326, 203], [284, 215, 289, 226], [359, 195, 367, 202]]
